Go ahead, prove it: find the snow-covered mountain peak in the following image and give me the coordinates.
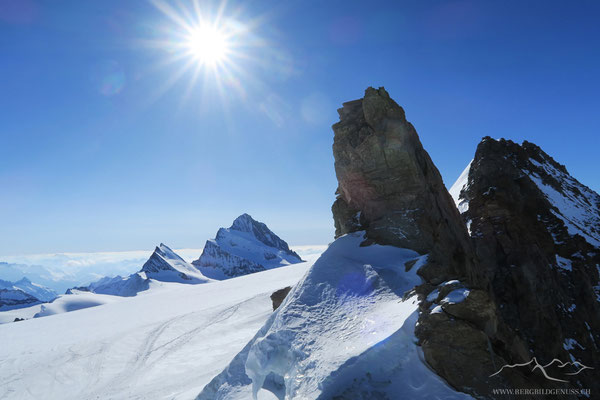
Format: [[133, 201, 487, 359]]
[[193, 214, 304, 280], [230, 213, 256, 233], [142, 243, 187, 272], [67, 244, 212, 297], [228, 213, 300, 257], [0, 277, 57, 303]]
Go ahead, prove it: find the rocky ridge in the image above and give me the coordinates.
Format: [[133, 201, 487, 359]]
[[331, 88, 600, 397], [451, 137, 600, 394]]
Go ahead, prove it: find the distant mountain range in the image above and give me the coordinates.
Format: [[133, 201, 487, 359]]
[[65, 214, 300, 297], [0, 277, 57, 310]]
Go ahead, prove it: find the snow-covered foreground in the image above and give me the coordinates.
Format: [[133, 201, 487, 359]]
[[199, 233, 471, 399], [0, 258, 316, 400]]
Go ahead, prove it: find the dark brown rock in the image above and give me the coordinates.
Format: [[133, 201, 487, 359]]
[[330, 88, 600, 399], [455, 137, 600, 395], [331, 87, 478, 285], [270, 286, 291, 311], [331, 88, 520, 398]]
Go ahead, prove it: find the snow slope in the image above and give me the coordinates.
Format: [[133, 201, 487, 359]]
[[198, 233, 471, 400], [448, 160, 472, 215], [194, 214, 304, 280], [524, 158, 600, 247], [33, 290, 126, 318], [0, 257, 317, 400]]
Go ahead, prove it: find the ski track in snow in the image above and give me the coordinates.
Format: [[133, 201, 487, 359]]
[[0, 259, 316, 400]]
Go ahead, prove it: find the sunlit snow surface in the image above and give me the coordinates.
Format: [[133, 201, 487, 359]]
[[525, 160, 600, 247], [198, 233, 471, 400], [0, 258, 316, 400], [448, 160, 472, 215]]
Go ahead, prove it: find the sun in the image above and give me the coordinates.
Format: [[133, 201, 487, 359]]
[[185, 25, 229, 66], [146, 0, 272, 105]]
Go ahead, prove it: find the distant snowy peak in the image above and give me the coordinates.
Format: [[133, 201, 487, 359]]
[[140, 243, 211, 283], [76, 273, 150, 297], [229, 214, 302, 260], [0, 277, 57, 303], [69, 244, 211, 297], [193, 214, 304, 280], [0, 288, 41, 310]]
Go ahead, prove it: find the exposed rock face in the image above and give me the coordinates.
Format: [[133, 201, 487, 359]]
[[331, 87, 477, 284], [270, 286, 291, 311], [193, 214, 303, 280], [451, 137, 600, 395], [331, 88, 600, 397]]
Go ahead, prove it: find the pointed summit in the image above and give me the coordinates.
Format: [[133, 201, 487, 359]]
[[140, 243, 211, 283], [230, 213, 256, 232], [193, 214, 304, 279], [72, 244, 212, 297], [227, 213, 302, 259]]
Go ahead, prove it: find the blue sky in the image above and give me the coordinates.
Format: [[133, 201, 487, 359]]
[[1, 0, 599, 255]]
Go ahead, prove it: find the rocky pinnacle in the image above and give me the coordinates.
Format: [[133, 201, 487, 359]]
[[331, 86, 477, 284]]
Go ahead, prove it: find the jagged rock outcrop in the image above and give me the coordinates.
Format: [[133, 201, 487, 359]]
[[193, 214, 303, 280], [451, 137, 600, 395], [332, 87, 477, 285], [331, 87, 528, 397], [269, 286, 291, 311], [197, 88, 599, 399]]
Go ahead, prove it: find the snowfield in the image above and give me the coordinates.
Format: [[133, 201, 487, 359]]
[[0, 241, 469, 400], [199, 233, 471, 400], [0, 258, 315, 400]]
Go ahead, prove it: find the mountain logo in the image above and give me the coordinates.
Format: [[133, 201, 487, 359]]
[[489, 357, 593, 383]]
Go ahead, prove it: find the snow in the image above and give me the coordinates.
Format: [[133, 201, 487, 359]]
[[430, 305, 444, 314], [142, 244, 212, 284], [563, 338, 584, 351], [194, 216, 303, 280], [440, 288, 470, 305], [555, 255, 573, 272], [198, 232, 471, 400], [525, 162, 600, 248], [441, 280, 460, 286], [72, 244, 213, 297], [0, 257, 317, 400], [449, 161, 472, 214], [33, 290, 125, 318], [426, 289, 439, 302]]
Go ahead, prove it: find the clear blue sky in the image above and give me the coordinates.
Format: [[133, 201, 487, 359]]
[[1, 0, 599, 255]]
